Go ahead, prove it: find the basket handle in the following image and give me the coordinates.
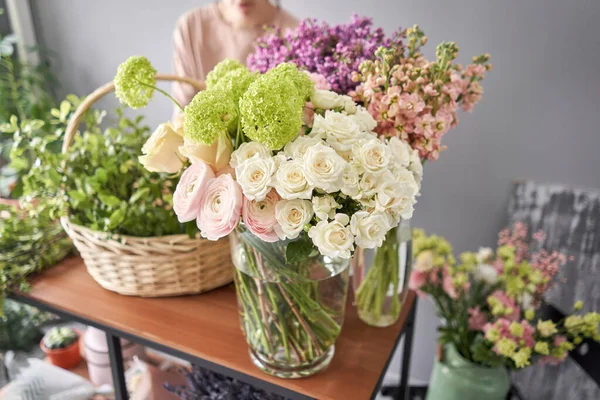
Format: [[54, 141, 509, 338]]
[[62, 74, 205, 154]]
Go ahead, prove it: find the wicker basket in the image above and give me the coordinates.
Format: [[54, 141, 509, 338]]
[[61, 74, 233, 297]]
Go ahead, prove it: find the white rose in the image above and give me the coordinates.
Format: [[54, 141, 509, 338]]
[[235, 156, 275, 201], [414, 250, 435, 272], [310, 89, 345, 110], [359, 172, 379, 199], [350, 211, 391, 249], [274, 199, 314, 240], [273, 159, 313, 200], [311, 110, 363, 153], [139, 122, 185, 173], [350, 105, 377, 132], [230, 142, 271, 168], [308, 214, 354, 259], [388, 137, 411, 169], [341, 95, 357, 114], [353, 138, 391, 175], [283, 136, 323, 158], [303, 142, 347, 192], [473, 263, 498, 285], [313, 195, 340, 220], [341, 164, 361, 198], [520, 292, 533, 309], [408, 149, 423, 186], [476, 247, 494, 263], [375, 171, 418, 220]]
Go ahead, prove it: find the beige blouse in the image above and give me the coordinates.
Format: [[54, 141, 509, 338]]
[[171, 3, 298, 109]]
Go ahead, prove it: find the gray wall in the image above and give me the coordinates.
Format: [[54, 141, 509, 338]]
[[31, 0, 600, 384]]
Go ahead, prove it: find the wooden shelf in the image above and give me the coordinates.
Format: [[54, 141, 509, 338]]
[[16, 256, 415, 400]]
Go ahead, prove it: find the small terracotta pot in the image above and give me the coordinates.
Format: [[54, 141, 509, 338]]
[[41, 331, 82, 369]]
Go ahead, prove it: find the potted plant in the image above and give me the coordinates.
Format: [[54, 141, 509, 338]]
[[40, 327, 81, 369], [409, 223, 600, 400]]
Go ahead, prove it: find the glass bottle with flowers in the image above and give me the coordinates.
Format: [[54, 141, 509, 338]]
[[112, 57, 420, 378], [409, 224, 600, 400], [249, 18, 491, 327]]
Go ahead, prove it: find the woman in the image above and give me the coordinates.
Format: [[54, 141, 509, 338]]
[[172, 0, 298, 109]]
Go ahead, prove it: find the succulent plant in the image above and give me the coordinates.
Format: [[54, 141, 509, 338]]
[[42, 326, 78, 350]]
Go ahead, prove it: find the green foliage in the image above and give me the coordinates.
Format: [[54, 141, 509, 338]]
[[0, 300, 55, 352], [43, 326, 77, 350], [285, 234, 316, 264], [0, 31, 59, 197], [20, 97, 184, 237]]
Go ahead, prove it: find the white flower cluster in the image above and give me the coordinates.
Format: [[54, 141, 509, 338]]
[[232, 89, 422, 259]]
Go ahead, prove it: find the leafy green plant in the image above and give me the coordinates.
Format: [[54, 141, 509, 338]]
[[0, 300, 55, 352], [13, 96, 188, 237], [42, 326, 78, 350], [0, 14, 59, 197]]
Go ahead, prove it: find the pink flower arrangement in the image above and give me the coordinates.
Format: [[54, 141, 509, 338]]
[[173, 161, 215, 223], [410, 225, 600, 370], [242, 189, 281, 243], [196, 174, 243, 241], [351, 27, 491, 161]]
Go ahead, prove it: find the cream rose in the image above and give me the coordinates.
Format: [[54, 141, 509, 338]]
[[342, 95, 357, 114], [359, 172, 379, 199], [341, 164, 361, 198], [310, 89, 345, 110], [414, 250, 435, 272], [274, 199, 314, 240], [230, 141, 272, 168], [388, 137, 411, 169], [173, 161, 215, 223], [313, 195, 340, 221], [272, 159, 313, 200], [311, 110, 363, 153], [350, 105, 377, 132], [350, 211, 391, 249], [235, 156, 276, 201], [473, 263, 498, 285], [375, 171, 418, 220], [476, 247, 494, 263], [353, 138, 391, 175], [308, 214, 354, 259], [196, 174, 243, 241], [179, 133, 233, 172], [283, 136, 323, 158], [139, 122, 186, 173], [303, 142, 347, 192], [408, 148, 423, 186]]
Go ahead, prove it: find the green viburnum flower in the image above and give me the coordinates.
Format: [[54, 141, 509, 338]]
[[239, 74, 304, 150], [114, 56, 157, 109], [265, 62, 314, 102], [184, 87, 237, 145], [214, 68, 258, 105], [205, 59, 245, 88], [574, 300, 583, 311]]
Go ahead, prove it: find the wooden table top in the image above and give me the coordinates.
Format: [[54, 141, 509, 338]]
[[17, 257, 415, 400]]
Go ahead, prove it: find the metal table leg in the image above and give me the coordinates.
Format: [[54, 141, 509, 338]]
[[107, 333, 128, 400]]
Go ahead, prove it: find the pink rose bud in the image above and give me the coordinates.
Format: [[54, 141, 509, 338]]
[[243, 189, 280, 243], [197, 174, 243, 241], [173, 161, 215, 223]]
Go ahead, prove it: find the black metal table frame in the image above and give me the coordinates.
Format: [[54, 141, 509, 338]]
[[9, 293, 416, 400]]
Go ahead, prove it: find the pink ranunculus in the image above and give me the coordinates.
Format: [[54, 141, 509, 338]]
[[408, 270, 428, 294], [173, 161, 215, 223], [468, 306, 488, 330], [305, 72, 331, 90], [196, 174, 242, 241], [243, 189, 281, 243]]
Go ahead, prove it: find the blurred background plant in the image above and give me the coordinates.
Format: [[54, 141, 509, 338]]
[[0, 8, 58, 198]]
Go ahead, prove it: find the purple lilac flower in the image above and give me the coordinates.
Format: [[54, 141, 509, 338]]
[[247, 15, 403, 94]]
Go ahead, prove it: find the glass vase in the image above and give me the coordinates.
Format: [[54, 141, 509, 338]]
[[352, 219, 412, 327], [426, 344, 510, 400], [230, 226, 350, 379]]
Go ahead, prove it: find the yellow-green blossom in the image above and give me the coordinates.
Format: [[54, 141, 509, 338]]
[[509, 321, 524, 338], [537, 320, 557, 337], [496, 337, 517, 357], [265, 62, 314, 102], [184, 87, 237, 145], [525, 309, 535, 320], [114, 56, 157, 109], [453, 272, 468, 287], [485, 327, 500, 342], [529, 270, 543, 284], [511, 347, 531, 368], [205, 59, 245, 88], [574, 301, 583, 311], [214, 67, 258, 105], [534, 341, 550, 355]]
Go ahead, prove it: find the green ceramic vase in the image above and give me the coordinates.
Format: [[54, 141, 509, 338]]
[[426, 344, 510, 400]]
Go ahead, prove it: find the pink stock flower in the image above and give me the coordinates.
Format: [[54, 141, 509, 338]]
[[173, 161, 215, 223], [242, 189, 281, 243], [413, 114, 435, 138], [521, 320, 536, 348], [398, 93, 425, 119], [468, 306, 488, 330], [442, 266, 459, 299], [305, 72, 331, 90], [538, 355, 566, 366], [196, 174, 243, 241]]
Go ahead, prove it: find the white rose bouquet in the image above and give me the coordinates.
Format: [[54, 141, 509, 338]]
[[113, 56, 421, 370]]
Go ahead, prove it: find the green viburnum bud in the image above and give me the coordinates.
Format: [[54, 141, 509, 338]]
[[184, 86, 237, 145], [114, 56, 157, 109], [205, 59, 245, 88], [239, 73, 304, 150]]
